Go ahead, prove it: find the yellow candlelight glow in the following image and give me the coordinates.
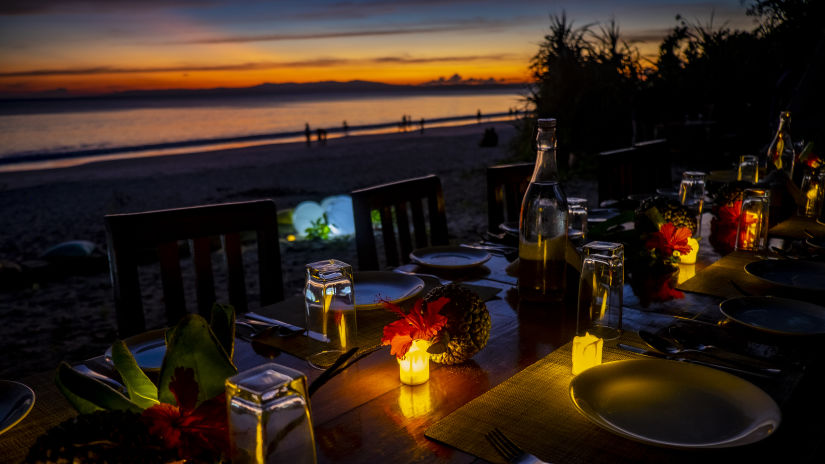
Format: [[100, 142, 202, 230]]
[[805, 184, 820, 216], [677, 238, 699, 264], [743, 212, 760, 249], [398, 384, 434, 418], [677, 263, 696, 285], [572, 333, 603, 375], [398, 339, 432, 385]]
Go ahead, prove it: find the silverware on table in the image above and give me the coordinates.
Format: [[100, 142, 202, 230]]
[[240, 312, 331, 342], [638, 330, 782, 375], [486, 427, 550, 464], [617, 343, 776, 378]]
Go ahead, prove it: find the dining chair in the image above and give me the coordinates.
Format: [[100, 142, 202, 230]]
[[105, 199, 284, 337], [486, 162, 534, 234], [597, 138, 671, 206], [351, 174, 449, 270]]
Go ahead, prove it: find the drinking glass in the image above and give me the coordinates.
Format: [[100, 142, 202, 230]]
[[304, 259, 356, 366], [735, 189, 771, 252], [567, 197, 588, 245], [577, 241, 624, 340], [678, 171, 706, 239], [799, 171, 825, 218], [737, 155, 759, 184], [226, 363, 317, 464]]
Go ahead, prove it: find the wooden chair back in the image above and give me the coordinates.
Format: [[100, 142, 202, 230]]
[[351, 175, 449, 270], [486, 162, 534, 233], [597, 139, 671, 206], [105, 199, 284, 337]]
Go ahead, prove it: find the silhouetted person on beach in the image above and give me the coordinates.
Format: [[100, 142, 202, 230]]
[[420, 117, 425, 134], [342, 120, 349, 136], [305, 123, 311, 147], [477, 109, 482, 123], [317, 128, 327, 146], [401, 115, 407, 132]]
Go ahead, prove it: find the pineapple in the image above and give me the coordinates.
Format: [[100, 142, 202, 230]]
[[635, 196, 698, 234], [424, 284, 491, 365]]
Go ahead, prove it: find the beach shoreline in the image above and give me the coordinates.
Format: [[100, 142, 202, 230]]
[[0, 120, 596, 379]]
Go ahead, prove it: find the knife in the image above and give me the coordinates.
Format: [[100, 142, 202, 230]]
[[617, 344, 775, 378], [241, 312, 329, 343]]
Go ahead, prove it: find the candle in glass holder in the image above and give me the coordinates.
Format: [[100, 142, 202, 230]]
[[677, 237, 699, 264], [735, 189, 770, 252], [398, 339, 432, 385], [572, 333, 603, 375]]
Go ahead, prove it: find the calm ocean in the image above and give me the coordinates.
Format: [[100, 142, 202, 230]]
[[0, 89, 523, 170]]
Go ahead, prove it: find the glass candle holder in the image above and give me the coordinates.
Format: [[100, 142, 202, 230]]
[[226, 363, 317, 464], [737, 155, 759, 184], [735, 189, 771, 252], [577, 241, 624, 340], [799, 171, 825, 218], [678, 171, 706, 239], [398, 339, 432, 386], [677, 237, 700, 264], [572, 332, 604, 375], [304, 259, 357, 367]]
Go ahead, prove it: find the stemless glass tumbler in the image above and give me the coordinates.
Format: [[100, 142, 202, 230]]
[[567, 197, 589, 246], [304, 259, 357, 366], [737, 155, 759, 184], [577, 242, 624, 340], [679, 171, 706, 239], [735, 189, 771, 252]]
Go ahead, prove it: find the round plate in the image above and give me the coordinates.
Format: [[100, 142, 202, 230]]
[[409, 246, 491, 269], [0, 380, 35, 435], [499, 221, 519, 236], [719, 296, 825, 335], [354, 271, 425, 309], [570, 359, 780, 448], [745, 259, 825, 291], [806, 235, 825, 249], [587, 208, 620, 223], [104, 328, 167, 370]]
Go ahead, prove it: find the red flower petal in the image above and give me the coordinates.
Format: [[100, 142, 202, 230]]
[[169, 367, 198, 413]]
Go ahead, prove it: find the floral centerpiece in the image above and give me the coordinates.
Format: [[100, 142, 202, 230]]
[[381, 296, 448, 385], [28, 304, 238, 463], [629, 198, 696, 306]]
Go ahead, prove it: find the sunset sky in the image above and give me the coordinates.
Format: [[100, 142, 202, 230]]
[[0, 0, 756, 97]]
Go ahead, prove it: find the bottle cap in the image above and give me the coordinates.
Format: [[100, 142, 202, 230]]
[[537, 118, 557, 129]]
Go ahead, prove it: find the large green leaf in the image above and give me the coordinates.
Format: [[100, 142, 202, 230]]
[[54, 362, 142, 414], [209, 302, 235, 360], [110, 340, 159, 409], [158, 314, 237, 405]]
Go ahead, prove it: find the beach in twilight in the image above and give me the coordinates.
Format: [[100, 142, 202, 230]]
[[0, 111, 595, 380]]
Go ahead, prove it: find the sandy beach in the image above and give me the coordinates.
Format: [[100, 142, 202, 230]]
[[0, 121, 597, 379]]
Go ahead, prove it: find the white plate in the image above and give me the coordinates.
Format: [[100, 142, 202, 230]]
[[354, 271, 425, 309], [0, 380, 35, 435], [745, 259, 825, 291], [720, 296, 825, 335], [105, 328, 167, 370], [570, 359, 780, 448], [409, 246, 491, 269]]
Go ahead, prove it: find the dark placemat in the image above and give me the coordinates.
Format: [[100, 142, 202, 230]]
[[676, 250, 769, 299], [769, 216, 825, 240], [425, 337, 799, 464], [253, 281, 501, 368]]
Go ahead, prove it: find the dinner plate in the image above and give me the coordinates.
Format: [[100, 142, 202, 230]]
[[719, 296, 825, 335], [569, 359, 780, 448], [587, 208, 620, 223], [105, 328, 167, 370], [409, 246, 491, 270], [499, 221, 519, 236], [745, 259, 825, 291], [0, 380, 35, 435], [805, 235, 825, 249], [354, 271, 425, 309]]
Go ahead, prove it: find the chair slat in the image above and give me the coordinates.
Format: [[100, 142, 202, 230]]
[[192, 237, 216, 317], [257, 227, 284, 305], [380, 205, 399, 267], [410, 198, 428, 248], [395, 202, 414, 263], [223, 232, 247, 313], [157, 241, 186, 327]]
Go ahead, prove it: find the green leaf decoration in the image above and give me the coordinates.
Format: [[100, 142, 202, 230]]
[[209, 302, 236, 360], [427, 342, 447, 354], [55, 362, 142, 414], [158, 314, 237, 406], [110, 340, 159, 409], [644, 207, 666, 229]]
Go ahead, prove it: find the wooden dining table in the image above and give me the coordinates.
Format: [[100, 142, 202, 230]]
[[3, 216, 825, 463]]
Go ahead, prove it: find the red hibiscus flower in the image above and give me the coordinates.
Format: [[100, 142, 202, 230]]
[[381, 297, 449, 359], [142, 367, 229, 460], [645, 222, 693, 257]]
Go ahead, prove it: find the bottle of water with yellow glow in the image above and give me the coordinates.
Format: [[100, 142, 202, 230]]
[[518, 118, 568, 302]]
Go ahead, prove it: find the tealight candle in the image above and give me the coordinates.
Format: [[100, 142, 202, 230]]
[[572, 333, 603, 375], [677, 238, 699, 264], [398, 339, 432, 385]]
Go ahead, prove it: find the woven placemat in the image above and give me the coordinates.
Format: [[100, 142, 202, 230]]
[[424, 339, 794, 464], [253, 282, 501, 368], [676, 251, 769, 299], [769, 216, 825, 240]]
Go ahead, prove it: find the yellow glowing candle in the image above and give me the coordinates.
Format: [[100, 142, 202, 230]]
[[677, 238, 699, 264], [677, 263, 696, 285], [398, 339, 432, 385], [572, 333, 603, 375]]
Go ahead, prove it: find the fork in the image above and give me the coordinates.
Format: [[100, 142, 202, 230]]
[[485, 428, 550, 464]]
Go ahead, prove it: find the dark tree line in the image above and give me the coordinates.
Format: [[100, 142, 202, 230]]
[[513, 0, 825, 174]]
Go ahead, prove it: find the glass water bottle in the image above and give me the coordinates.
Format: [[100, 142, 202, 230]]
[[766, 111, 797, 182], [518, 118, 568, 302]]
